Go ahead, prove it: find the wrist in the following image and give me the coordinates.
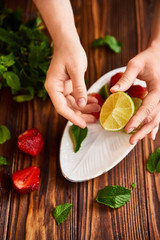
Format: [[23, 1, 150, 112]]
[[53, 24, 80, 48]]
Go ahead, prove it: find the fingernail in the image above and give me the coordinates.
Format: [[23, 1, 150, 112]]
[[110, 84, 120, 91], [78, 98, 86, 107], [132, 139, 139, 145], [126, 127, 134, 134]]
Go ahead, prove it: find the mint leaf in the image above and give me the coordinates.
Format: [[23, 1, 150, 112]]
[[0, 53, 15, 67], [156, 160, 160, 173], [0, 64, 7, 75], [131, 182, 136, 189], [0, 156, 10, 166], [0, 125, 11, 144], [92, 35, 122, 53], [3, 71, 21, 93], [96, 185, 131, 208], [104, 35, 122, 53], [69, 125, 88, 153], [147, 148, 160, 173], [52, 203, 72, 225], [13, 87, 34, 102], [37, 89, 47, 101]]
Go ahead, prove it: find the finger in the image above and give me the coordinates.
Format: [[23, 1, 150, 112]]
[[148, 125, 159, 140], [81, 114, 97, 123], [125, 90, 160, 133], [68, 68, 87, 108], [63, 79, 73, 96], [129, 112, 160, 145], [66, 95, 100, 113], [47, 88, 87, 128], [81, 103, 100, 114], [110, 60, 140, 92], [87, 95, 98, 104]]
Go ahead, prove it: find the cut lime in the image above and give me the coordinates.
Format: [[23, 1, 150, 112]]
[[132, 97, 142, 112], [98, 83, 110, 101], [100, 92, 135, 131]]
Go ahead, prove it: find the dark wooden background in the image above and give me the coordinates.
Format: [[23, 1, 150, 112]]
[[0, 0, 160, 239]]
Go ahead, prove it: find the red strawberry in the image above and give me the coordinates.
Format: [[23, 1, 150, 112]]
[[89, 93, 104, 120], [18, 128, 44, 156], [127, 85, 148, 100], [110, 72, 123, 88], [12, 166, 40, 194]]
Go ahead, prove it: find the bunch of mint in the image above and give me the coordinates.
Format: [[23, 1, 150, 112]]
[[0, 3, 52, 102]]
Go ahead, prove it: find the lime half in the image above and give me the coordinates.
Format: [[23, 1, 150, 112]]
[[100, 92, 135, 131]]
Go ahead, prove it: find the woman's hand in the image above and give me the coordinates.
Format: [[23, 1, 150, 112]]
[[110, 42, 160, 144], [45, 41, 100, 128]]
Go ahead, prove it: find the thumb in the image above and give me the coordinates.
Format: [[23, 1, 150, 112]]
[[69, 69, 87, 107], [110, 61, 140, 92]]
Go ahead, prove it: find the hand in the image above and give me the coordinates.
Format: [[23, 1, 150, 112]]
[[110, 43, 160, 144], [45, 41, 100, 128]]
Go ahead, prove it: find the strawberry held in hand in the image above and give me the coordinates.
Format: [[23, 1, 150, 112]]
[[127, 85, 148, 100], [89, 93, 104, 120], [12, 166, 40, 194], [110, 72, 123, 88], [18, 128, 44, 156]]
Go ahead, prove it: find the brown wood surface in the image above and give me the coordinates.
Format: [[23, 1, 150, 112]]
[[0, 0, 160, 239]]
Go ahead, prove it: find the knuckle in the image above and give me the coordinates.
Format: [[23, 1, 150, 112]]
[[141, 104, 155, 115], [74, 84, 85, 94], [71, 63, 85, 74], [119, 75, 129, 85], [127, 59, 138, 69], [153, 120, 159, 128], [44, 80, 49, 91], [146, 115, 152, 123]]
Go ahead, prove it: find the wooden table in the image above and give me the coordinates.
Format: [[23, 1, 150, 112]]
[[0, 0, 160, 239]]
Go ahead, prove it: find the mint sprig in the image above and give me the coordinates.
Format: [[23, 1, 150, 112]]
[[0, 5, 52, 102], [0, 156, 10, 166], [96, 185, 131, 208], [131, 182, 136, 189], [52, 203, 72, 225], [0, 125, 11, 144], [69, 125, 88, 153], [147, 148, 160, 173], [92, 35, 122, 53]]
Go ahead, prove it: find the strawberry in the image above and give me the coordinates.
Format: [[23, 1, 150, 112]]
[[12, 166, 40, 194], [127, 85, 148, 100], [18, 128, 44, 156], [89, 93, 104, 120], [110, 72, 123, 88]]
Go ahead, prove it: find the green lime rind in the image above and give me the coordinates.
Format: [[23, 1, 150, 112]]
[[98, 83, 110, 101]]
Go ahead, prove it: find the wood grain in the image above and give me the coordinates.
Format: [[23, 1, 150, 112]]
[[0, 0, 160, 239]]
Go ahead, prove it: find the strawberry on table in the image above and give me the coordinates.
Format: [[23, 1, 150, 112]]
[[89, 93, 104, 120], [127, 85, 148, 100], [12, 166, 40, 194], [18, 128, 44, 156], [110, 72, 123, 88]]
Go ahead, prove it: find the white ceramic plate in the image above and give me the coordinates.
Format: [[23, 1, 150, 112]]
[[60, 67, 146, 182]]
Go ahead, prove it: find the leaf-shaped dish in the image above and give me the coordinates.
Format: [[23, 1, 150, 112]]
[[60, 67, 146, 182]]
